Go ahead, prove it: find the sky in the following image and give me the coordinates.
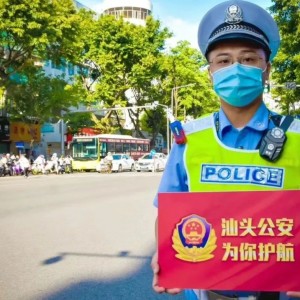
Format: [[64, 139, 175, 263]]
[[77, 0, 273, 49]]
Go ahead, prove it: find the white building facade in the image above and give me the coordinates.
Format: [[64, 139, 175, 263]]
[[102, 0, 152, 26]]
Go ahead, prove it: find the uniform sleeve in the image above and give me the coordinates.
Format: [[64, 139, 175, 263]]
[[153, 142, 188, 207]]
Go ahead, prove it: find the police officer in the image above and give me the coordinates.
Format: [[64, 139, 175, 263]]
[[151, 0, 300, 300]]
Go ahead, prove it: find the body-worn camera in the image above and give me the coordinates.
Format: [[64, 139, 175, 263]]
[[259, 127, 287, 162], [259, 115, 294, 162]]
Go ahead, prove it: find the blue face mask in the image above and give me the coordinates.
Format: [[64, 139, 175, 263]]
[[212, 63, 265, 107]]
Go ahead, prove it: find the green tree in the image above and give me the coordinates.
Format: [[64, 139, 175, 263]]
[[0, 0, 87, 88], [77, 15, 218, 146], [140, 106, 167, 149], [154, 41, 219, 120], [269, 0, 300, 115], [7, 67, 82, 124], [81, 15, 171, 137], [138, 41, 219, 148]]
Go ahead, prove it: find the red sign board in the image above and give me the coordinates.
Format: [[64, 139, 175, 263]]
[[158, 190, 300, 291]]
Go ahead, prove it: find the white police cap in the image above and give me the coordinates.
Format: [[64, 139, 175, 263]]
[[198, 0, 280, 61]]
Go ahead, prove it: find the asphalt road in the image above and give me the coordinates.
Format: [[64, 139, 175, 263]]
[[0, 172, 185, 300]]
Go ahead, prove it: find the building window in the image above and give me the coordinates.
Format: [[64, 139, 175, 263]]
[[68, 63, 75, 76], [136, 11, 141, 19], [78, 66, 89, 77], [44, 60, 51, 67], [51, 59, 66, 72], [104, 6, 151, 20], [4, 124, 9, 134]]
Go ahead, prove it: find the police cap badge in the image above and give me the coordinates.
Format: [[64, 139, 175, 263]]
[[198, 0, 280, 61]]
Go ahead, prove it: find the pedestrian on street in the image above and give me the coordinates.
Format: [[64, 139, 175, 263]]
[[19, 154, 30, 177], [151, 1, 300, 300], [104, 152, 113, 173]]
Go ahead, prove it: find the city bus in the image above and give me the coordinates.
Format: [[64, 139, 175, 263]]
[[71, 134, 150, 171]]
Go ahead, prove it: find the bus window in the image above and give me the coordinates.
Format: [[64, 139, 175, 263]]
[[143, 144, 149, 152], [123, 143, 130, 153], [130, 143, 137, 151], [100, 142, 107, 158], [115, 143, 123, 153], [107, 142, 115, 153], [72, 138, 98, 159]]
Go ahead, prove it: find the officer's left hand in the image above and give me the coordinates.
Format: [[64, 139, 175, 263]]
[[151, 251, 182, 295], [287, 292, 300, 298]]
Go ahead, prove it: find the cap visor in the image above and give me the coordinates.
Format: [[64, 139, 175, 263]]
[[207, 33, 270, 55]]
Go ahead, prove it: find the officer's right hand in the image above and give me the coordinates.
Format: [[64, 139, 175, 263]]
[[151, 251, 183, 295]]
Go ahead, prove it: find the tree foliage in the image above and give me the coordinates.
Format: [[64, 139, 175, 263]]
[[269, 0, 300, 115], [140, 107, 167, 148], [80, 15, 172, 137], [79, 16, 219, 144], [0, 0, 87, 88], [0, 1, 222, 144], [139, 41, 219, 145], [159, 41, 219, 120], [7, 67, 82, 124]]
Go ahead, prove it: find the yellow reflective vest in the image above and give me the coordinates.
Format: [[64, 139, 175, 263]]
[[185, 115, 300, 191]]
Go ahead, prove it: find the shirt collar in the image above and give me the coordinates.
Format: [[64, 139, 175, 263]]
[[218, 102, 270, 138]]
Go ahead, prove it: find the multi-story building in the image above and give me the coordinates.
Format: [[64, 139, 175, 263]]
[[102, 0, 152, 26]]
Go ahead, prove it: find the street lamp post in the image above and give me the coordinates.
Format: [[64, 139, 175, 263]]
[[60, 110, 69, 157], [61, 118, 65, 157], [166, 113, 170, 155]]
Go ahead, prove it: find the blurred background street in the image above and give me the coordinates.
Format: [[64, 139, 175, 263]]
[[0, 172, 185, 300]]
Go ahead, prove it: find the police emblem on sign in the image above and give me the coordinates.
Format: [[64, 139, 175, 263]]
[[172, 214, 217, 262], [225, 5, 243, 24]]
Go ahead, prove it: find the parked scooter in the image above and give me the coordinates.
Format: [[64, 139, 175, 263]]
[[57, 162, 65, 174], [31, 162, 45, 175], [44, 160, 57, 174], [12, 161, 23, 176], [31, 155, 46, 175], [0, 164, 12, 177], [0, 162, 6, 177]]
